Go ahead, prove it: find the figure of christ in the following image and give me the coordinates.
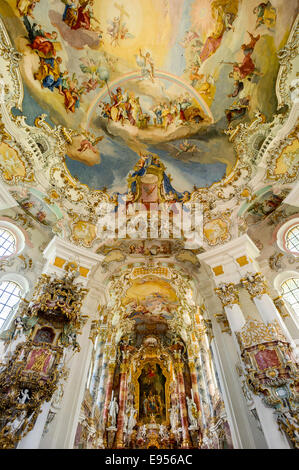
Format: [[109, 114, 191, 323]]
[[108, 3, 130, 45], [138, 49, 155, 83]]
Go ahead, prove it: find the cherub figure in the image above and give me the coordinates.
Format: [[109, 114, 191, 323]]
[[17, 388, 30, 404]]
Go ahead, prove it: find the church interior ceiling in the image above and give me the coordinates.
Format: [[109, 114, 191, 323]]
[[0, 1, 298, 451], [0, 0, 297, 254]]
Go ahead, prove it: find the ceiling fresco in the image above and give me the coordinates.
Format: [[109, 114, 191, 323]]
[[1, 0, 297, 196]]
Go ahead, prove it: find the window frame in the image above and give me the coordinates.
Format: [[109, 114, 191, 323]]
[[277, 217, 299, 256], [0, 227, 16, 258], [280, 277, 299, 318], [0, 274, 29, 331], [285, 225, 299, 255], [0, 280, 22, 330]]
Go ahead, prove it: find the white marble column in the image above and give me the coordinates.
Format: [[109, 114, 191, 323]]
[[17, 402, 51, 449], [273, 296, 299, 348], [40, 314, 94, 449], [198, 236, 292, 449], [241, 273, 297, 350], [218, 285, 290, 449]]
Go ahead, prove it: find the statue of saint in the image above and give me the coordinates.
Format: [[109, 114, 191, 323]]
[[127, 405, 137, 436], [186, 396, 198, 428], [108, 396, 119, 428], [169, 403, 179, 432]]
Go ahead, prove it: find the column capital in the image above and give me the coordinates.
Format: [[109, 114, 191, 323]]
[[174, 362, 184, 373], [241, 272, 269, 299], [108, 362, 117, 373], [215, 282, 240, 308]]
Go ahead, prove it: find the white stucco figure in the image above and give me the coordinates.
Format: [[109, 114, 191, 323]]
[[186, 396, 198, 428], [5, 411, 27, 435], [17, 388, 30, 404], [169, 403, 179, 432], [159, 423, 168, 440], [127, 405, 137, 436], [108, 396, 119, 428]]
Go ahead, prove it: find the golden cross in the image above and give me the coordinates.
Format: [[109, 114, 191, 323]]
[[114, 2, 129, 21]]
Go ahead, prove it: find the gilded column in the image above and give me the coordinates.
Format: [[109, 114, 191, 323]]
[[114, 362, 128, 448], [188, 360, 201, 417], [175, 361, 191, 448]]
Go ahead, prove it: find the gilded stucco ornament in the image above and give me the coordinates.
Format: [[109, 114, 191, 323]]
[[266, 126, 299, 183], [215, 283, 240, 308], [236, 319, 288, 349], [241, 272, 269, 299], [214, 313, 231, 335], [203, 210, 232, 246], [276, 16, 299, 108], [0, 268, 88, 448]]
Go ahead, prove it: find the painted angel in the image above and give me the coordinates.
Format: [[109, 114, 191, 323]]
[[77, 134, 103, 153], [176, 140, 198, 158], [79, 56, 105, 93], [107, 17, 133, 46]]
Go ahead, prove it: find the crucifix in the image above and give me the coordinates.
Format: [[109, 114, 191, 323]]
[[114, 2, 130, 24]]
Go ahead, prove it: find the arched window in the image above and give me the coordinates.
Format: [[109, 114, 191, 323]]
[[277, 218, 299, 256], [0, 228, 16, 258], [281, 278, 299, 317], [285, 225, 299, 255], [0, 280, 22, 330]]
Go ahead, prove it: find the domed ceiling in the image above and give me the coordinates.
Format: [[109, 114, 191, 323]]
[[0, 1, 298, 251], [1, 0, 297, 196]]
